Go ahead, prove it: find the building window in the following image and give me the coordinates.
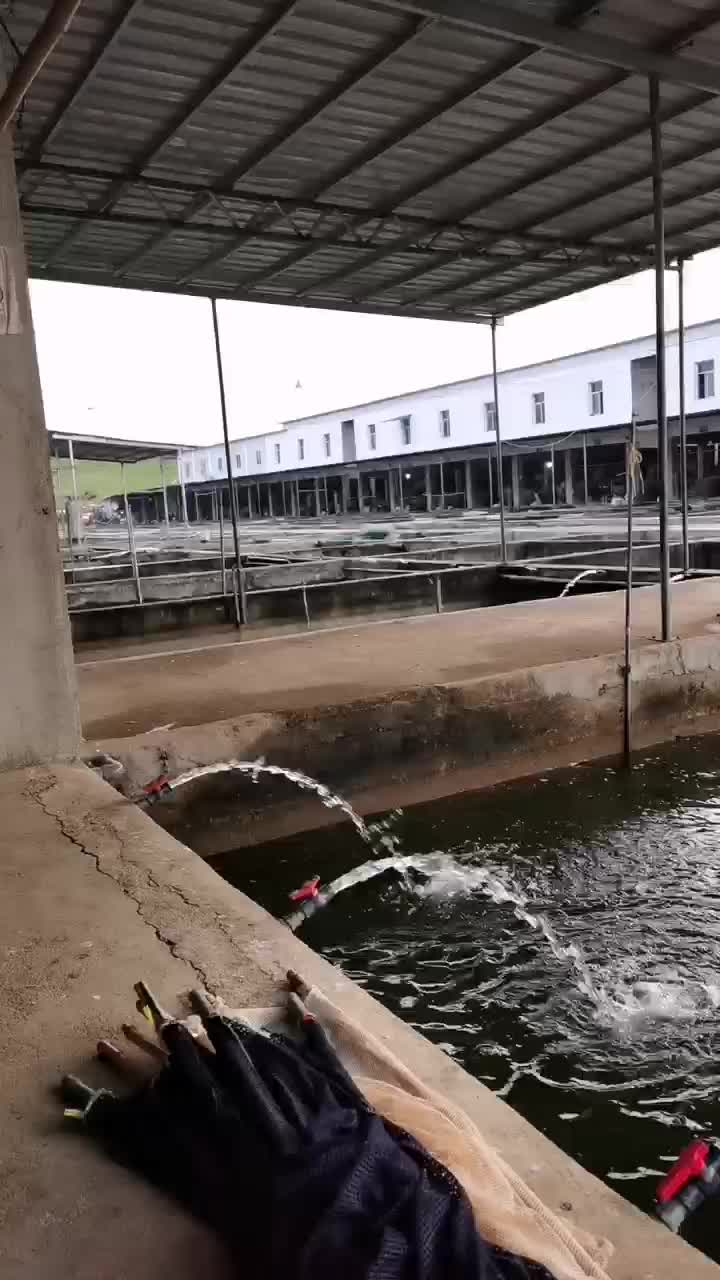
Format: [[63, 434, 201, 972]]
[[184, 462, 191, 479], [532, 391, 545, 425], [274, 443, 281, 464], [697, 358, 715, 400], [589, 380, 604, 416], [217, 456, 224, 472], [400, 415, 412, 445], [298, 438, 305, 461], [485, 401, 497, 433], [235, 453, 242, 470], [440, 409, 451, 438], [200, 458, 208, 478], [368, 423, 376, 450], [255, 449, 262, 466], [323, 433, 331, 458]]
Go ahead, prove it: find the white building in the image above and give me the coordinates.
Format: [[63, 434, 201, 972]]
[[179, 320, 720, 518]]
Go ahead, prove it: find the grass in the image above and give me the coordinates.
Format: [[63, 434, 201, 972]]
[[51, 458, 178, 503]]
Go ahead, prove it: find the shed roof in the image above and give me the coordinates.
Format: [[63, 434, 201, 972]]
[[13, 0, 720, 321], [49, 430, 190, 462]]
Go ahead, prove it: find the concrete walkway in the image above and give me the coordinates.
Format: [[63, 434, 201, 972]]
[[79, 578, 720, 738], [1, 763, 717, 1278]]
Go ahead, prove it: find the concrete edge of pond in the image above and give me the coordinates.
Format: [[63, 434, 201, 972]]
[[96, 631, 720, 855], [5, 762, 718, 1279]]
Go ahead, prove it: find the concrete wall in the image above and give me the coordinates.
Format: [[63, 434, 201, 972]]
[[179, 319, 720, 485], [0, 130, 80, 768], [104, 631, 720, 855]]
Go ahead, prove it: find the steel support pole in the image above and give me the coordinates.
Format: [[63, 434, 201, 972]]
[[491, 317, 507, 561], [219, 488, 226, 596], [210, 297, 242, 627], [68, 436, 78, 499], [160, 460, 170, 531], [623, 416, 636, 765], [678, 259, 689, 574], [649, 75, 671, 641], [177, 449, 189, 523], [121, 462, 142, 604]]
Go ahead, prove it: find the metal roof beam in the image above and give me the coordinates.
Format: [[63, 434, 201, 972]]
[[22, 163, 612, 241], [22, 197, 654, 275], [38, 0, 301, 268], [375, 0, 720, 94], [371, 159, 720, 312], [386, 120, 720, 305], [449, 187, 707, 312], [109, 14, 431, 280], [19, 0, 144, 169], [310, 5, 720, 302], [222, 2, 607, 296], [29, 265, 494, 322]]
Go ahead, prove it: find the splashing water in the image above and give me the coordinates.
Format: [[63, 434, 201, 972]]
[[168, 757, 373, 845], [287, 849, 607, 1013], [558, 568, 598, 598], [213, 737, 720, 1265]]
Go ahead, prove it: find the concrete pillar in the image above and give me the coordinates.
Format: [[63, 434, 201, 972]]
[[425, 464, 432, 512], [369, 475, 377, 508], [0, 127, 80, 766], [583, 433, 589, 503], [194, 491, 199, 522], [295, 479, 300, 517], [314, 476, 321, 516], [267, 484, 274, 518], [564, 449, 574, 506], [697, 442, 705, 484], [341, 475, 350, 513], [487, 454, 494, 506], [464, 460, 473, 510], [438, 462, 445, 510]]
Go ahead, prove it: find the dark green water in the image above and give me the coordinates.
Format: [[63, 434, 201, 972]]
[[212, 735, 720, 1261]]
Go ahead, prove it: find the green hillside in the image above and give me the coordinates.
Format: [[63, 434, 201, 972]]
[[51, 457, 178, 503]]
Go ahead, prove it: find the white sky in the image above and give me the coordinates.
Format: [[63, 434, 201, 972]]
[[28, 247, 720, 447]]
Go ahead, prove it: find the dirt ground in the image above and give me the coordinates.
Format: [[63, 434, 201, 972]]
[[79, 579, 720, 738]]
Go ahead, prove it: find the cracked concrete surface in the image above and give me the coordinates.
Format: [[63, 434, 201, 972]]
[[2, 762, 719, 1278]]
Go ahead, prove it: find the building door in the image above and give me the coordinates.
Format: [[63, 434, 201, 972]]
[[341, 419, 356, 462]]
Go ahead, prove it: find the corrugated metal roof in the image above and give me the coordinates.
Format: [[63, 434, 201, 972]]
[[11, 0, 720, 320]]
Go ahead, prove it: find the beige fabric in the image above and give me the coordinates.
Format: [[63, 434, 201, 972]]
[[219, 988, 612, 1280]]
